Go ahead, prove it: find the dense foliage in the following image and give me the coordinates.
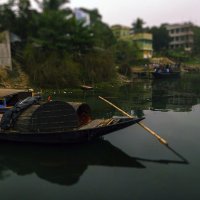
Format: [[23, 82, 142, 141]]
[[131, 18, 145, 34], [150, 24, 171, 52], [193, 26, 200, 56], [0, 0, 116, 88], [1, 1, 200, 88]]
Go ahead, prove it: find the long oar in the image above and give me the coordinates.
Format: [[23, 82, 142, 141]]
[[99, 96, 168, 145], [99, 96, 189, 163]]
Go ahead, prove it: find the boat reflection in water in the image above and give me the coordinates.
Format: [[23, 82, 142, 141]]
[[0, 140, 187, 186], [151, 78, 199, 112], [0, 140, 145, 185]]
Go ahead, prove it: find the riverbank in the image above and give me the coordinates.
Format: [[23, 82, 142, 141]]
[[181, 64, 200, 72], [0, 60, 133, 91], [0, 65, 30, 89], [1, 61, 200, 91]]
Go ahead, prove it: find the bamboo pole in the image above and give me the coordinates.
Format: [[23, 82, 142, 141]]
[[99, 96, 168, 145]]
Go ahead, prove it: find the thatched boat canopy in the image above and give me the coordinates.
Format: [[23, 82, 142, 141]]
[[12, 101, 92, 132]]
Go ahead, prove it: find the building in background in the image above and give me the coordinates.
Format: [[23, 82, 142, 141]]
[[111, 24, 153, 59], [74, 8, 90, 27], [111, 25, 131, 40], [121, 33, 153, 59], [165, 22, 194, 51], [0, 31, 12, 70], [132, 33, 153, 59]]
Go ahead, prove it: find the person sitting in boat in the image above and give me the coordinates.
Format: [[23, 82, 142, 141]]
[[165, 65, 170, 73], [79, 112, 92, 126], [154, 66, 162, 73], [169, 66, 173, 73]]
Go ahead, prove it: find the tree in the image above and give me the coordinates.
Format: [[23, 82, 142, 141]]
[[15, 0, 34, 40], [132, 18, 145, 33], [81, 8, 102, 24], [91, 21, 116, 48], [80, 8, 116, 49], [150, 24, 171, 52], [193, 26, 200, 55], [113, 40, 140, 76], [0, 0, 38, 40], [0, 1, 16, 32], [0, 0, 118, 87], [80, 49, 116, 83], [34, 0, 69, 11]]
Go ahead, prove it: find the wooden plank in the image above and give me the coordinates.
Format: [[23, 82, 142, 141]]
[[79, 119, 104, 130]]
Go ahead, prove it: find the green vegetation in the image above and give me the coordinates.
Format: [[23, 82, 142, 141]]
[[1, 1, 200, 89], [192, 26, 200, 57], [0, 0, 117, 88], [131, 18, 145, 33], [150, 24, 171, 53]]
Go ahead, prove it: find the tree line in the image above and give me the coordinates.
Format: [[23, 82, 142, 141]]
[[0, 0, 118, 88], [1, 1, 200, 88]]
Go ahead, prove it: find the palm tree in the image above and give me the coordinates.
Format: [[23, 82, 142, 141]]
[[132, 18, 145, 33]]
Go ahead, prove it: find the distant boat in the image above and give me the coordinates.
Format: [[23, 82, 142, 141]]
[[152, 71, 180, 79], [80, 85, 93, 90]]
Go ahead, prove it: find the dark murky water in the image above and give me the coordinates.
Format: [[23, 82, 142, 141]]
[[0, 73, 200, 200]]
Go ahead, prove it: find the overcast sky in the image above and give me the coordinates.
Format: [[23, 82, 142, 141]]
[[1, 0, 199, 27], [69, 0, 200, 27]]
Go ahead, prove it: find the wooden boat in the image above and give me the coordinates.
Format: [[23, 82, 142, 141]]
[[152, 71, 180, 79], [80, 85, 93, 90], [0, 89, 33, 113], [0, 98, 144, 144]]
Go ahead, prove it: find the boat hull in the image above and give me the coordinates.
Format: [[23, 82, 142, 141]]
[[0, 117, 144, 144], [152, 72, 180, 79]]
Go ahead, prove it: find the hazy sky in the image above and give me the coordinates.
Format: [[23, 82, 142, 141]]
[[1, 0, 199, 27], [69, 0, 200, 27]]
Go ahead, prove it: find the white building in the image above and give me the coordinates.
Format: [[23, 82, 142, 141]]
[[74, 8, 90, 27], [166, 23, 194, 51]]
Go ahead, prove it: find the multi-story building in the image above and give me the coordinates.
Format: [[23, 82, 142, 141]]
[[119, 32, 153, 59], [111, 24, 131, 40], [111, 24, 153, 59], [165, 22, 194, 51], [132, 33, 153, 59]]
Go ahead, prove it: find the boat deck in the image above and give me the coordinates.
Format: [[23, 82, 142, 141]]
[[79, 118, 116, 130]]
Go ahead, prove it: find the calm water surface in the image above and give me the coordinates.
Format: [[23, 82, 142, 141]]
[[1, 73, 200, 200]]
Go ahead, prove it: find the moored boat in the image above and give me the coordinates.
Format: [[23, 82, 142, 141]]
[[0, 97, 144, 144], [152, 71, 180, 79], [80, 85, 93, 90]]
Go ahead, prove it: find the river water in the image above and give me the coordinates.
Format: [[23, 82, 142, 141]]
[[0, 73, 200, 200]]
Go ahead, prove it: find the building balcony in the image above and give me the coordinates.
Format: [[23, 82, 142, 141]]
[[169, 31, 194, 37]]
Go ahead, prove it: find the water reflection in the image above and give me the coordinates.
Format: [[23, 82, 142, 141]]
[[41, 73, 200, 119], [119, 73, 200, 112], [151, 78, 199, 111], [42, 73, 200, 120], [0, 140, 188, 186], [0, 140, 145, 185]]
